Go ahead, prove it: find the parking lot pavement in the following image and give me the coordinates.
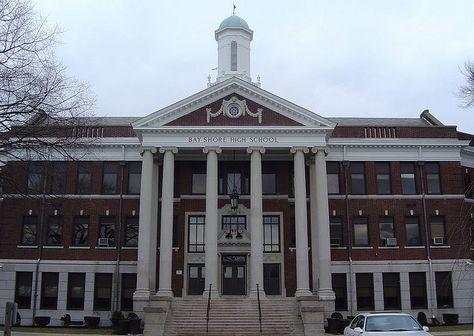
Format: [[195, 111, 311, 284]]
[[431, 331, 473, 336]]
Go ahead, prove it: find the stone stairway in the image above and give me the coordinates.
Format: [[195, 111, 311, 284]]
[[163, 297, 306, 335]]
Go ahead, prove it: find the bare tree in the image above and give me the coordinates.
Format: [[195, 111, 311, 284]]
[[0, 0, 95, 191], [459, 61, 474, 108], [0, 0, 94, 163]]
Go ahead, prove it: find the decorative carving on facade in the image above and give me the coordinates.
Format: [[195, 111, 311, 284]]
[[206, 96, 263, 123]]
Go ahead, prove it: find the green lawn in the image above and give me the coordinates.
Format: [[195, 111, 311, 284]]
[[429, 324, 473, 332], [12, 326, 114, 334]]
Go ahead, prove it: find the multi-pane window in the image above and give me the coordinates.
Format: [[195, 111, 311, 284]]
[[405, 217, 421, 246], [188, 215, 205, 252], [353, 217, 369, 247], [375, 162, 391, 194], [102, 162, 119, 194], [21, 216, 37, 246], [77, 163, 92, 194], [124, 217, 139, 247], [425, 162, 441, 194], [409, 272, 427, 309], [464, 169, 472, 198], [15, 272, 33, 309], [430, 216, 446, 245], [383, 273, 401, 310], [231, 40, 237, 71], [262, 173, 276, 194], [222, 216, 246, 234], [263, 215, 280, 252], [227, 173, 241, 194], [332, 273, 348, 311], [98, 217, 116, 247], [51, 162, 68, 194], [72, 216, 89, 246], [27, 162, 43, 194], [400, 162, 417, 194], [121, 273, 137, 311], [435, 271, 453, 308], [67, 273, 85, 310], [327, 162, 340, 194], [379, 217, 395, 246], [356, 273, 374, 310], [94, 273, 112, 311], [350, 162, 366, 194], [127, 162, 141, 194], [40, 272, 59, 309], [192, 173, 206, 194], [329, 217, 343, 247], [45, 216, 63, 246]]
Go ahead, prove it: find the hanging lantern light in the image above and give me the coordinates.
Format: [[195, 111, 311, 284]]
[[230, 187, 239, 210]]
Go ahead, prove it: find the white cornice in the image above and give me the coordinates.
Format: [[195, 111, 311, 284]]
[[132, 77, 336, 131], [328, 138, 469, 148]]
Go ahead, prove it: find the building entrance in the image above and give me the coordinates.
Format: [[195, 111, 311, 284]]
[[222, 255, 246, 295], [188, 264, 205, 295]]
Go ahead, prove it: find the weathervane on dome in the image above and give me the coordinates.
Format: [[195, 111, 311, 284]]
[[233, 3, 236, 15]]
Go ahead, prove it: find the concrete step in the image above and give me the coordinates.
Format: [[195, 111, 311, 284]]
[[163, 298, 305, 336]]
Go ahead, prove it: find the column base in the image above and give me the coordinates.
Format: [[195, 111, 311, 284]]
[[295, 288, 313, 297], [316, 288, 336, 301], [249, 289, 266, 300], [133, 289, 152, 315], [202, 288, 219, 299], [156, 289, 174, 297]]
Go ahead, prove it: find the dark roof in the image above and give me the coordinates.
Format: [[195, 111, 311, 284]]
[[328, 117, 435, 127]]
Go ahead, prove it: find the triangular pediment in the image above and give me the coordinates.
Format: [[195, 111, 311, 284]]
[[132, 77, 336, 130]]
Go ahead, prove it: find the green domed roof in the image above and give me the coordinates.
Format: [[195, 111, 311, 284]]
[[219, 15, 250, 30]]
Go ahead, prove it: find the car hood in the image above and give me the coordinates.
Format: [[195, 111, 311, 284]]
[[362, 331, 432, 336]]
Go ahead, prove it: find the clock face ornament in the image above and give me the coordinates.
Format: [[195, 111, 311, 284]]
[[227, 104, 242, 118]]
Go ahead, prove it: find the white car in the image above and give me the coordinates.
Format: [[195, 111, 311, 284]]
[[343, 313, 432, 336]]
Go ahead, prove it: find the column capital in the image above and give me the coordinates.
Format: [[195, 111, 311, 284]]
[[311, 147, 328, 156], [203, 146, 222, 154], [290, 146, 309, 154], [159, 146, 178, 154], [139, 146, 158, 155], [246, 146, 265, 154]]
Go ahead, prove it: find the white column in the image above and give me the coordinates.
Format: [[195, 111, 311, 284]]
[[248, 147, 265, 298], [312, 147, 336, 300], [134, 146, 157, 300], [149, 160, 159, 292], [309, 161, 319, 293], [291, 147, 312, 297], [203, 147, 221, 298], [157, 146, 177, 297]]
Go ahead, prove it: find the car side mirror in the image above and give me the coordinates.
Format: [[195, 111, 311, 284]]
[[354, 327, 363, 333], [422, 326, 430, 332]]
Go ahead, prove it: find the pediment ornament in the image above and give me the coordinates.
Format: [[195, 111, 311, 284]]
[[206, 96, 262, 123]]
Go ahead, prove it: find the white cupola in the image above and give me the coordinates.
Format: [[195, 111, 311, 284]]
[[214, 15, 253, 83]]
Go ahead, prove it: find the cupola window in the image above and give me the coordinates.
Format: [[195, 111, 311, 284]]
[[231, 41, 237, 71]]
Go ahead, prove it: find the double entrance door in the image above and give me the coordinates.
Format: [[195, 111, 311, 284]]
[[187, 255, 247, 296], [222, 255, 246, 295]]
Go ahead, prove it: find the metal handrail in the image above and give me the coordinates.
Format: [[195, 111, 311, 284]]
[[256, 284, 262, 334], [206, 283, 212, 334]]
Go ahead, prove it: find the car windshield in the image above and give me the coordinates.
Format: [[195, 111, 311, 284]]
[[365, 315, 423, 332]]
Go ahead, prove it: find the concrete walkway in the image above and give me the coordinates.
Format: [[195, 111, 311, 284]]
[[8, 330, 473, 336]]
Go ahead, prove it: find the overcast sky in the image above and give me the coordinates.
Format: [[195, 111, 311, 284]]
[[36, 0, 474, 133]]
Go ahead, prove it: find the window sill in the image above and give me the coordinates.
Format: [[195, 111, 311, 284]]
[[17, 245, 37, 248], [95, 247, 116, 249], [122, 246, 138, 250], [69, 246, 90, 249], [430, 245, 451, 248], [330, 246, 347, 250], [352, 246, 373, 250], [378, 246, 399, 249], [43, 246, 64, 249], [405, 246, 425, 249]]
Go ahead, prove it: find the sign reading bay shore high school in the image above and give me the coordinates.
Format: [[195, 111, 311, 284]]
[[188, 136, 279, 144]]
